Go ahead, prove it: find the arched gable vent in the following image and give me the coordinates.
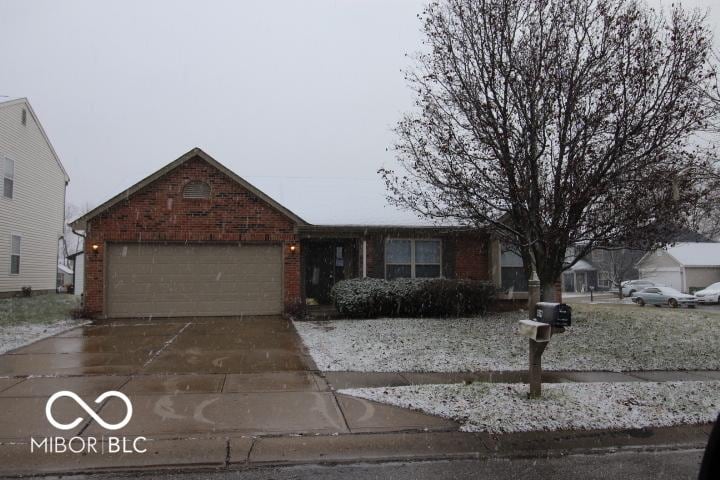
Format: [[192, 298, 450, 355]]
[[183, 181, 211, 199]]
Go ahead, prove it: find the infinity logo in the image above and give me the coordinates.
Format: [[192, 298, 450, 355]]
[[45, 391, 133, 431]]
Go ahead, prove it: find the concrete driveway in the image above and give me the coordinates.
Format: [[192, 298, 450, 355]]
[[0, 316, 455, 449], [0, 316, 712, 476]]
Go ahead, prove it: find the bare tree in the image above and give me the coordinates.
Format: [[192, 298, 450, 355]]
[[591, 247, 644, 298], [61, 202, 87, 263], [380, 0, 716, 299], [705, 49, 720, 127], [695, 48, 720, 240]]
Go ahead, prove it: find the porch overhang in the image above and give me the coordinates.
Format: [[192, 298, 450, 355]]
[[297, 224, 479, 239]]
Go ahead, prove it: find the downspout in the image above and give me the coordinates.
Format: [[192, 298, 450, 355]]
[[71, 226, 86, 302], [57, 179, 69, 292], [682, 266, 687, 293], [71, 227, 87, 241]]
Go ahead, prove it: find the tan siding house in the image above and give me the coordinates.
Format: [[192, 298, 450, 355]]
[[637, 243, 720, 293], [0, 98, 69, 295]]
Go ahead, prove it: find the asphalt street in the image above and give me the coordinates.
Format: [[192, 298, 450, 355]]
[[24, 448, 706, 480]]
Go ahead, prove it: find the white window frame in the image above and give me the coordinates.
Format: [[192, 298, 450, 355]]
[[10, 234, 21, 275], [3, 157, 14, 199], [500, 244, 528, 292], [598, 271, 611, 288], [384, 238, 442, 279]]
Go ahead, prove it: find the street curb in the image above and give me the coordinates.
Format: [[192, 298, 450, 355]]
[[0, 424, 711, 477]]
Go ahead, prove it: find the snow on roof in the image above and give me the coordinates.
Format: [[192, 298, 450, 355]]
[[246, 175, 443, 227], [567, 259, 596, 271], [57, 264, 73, 275], [665, 243, 720, 267], [0, 96, 21, 105]]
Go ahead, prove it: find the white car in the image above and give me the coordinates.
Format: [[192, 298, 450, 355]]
[[621, 279, 661, 297], [694, 282, 720, 304]]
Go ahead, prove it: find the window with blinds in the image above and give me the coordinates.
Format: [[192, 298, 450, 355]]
[[3, 158, 14, 199]]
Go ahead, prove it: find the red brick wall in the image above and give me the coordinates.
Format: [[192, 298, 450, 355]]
[[453, 234, 490, 280], [360, 232, 489, 281], [84, 156, 300, 316]]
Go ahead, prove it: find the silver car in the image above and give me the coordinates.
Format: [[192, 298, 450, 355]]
[[631, 286, 697, 308]]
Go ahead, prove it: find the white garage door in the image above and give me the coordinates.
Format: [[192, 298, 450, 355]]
[[640, 269, 683, 292], [106, 243, 283, 318]]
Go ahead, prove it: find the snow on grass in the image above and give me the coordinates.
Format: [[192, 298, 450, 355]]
[[0, 294, 80, 326], [294, 304, 720, 372], [340, 381, 720, 433], [0, 294, 86, 354], [0, 319, 87, 355]]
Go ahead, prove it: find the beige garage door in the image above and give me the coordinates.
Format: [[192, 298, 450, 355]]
[[106, 243, 283, 317]]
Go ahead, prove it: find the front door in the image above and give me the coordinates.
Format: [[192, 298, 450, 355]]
[[305, 242, 346, 304]]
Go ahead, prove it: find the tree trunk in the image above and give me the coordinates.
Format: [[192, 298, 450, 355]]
[[541, 282, 557, 303]]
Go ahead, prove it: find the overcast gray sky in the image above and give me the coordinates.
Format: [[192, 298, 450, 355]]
[[1, 0, 718, 221]]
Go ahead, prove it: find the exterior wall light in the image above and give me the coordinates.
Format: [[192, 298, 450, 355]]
[[92, 244, 100, 252], [289, 244, 297, 253]]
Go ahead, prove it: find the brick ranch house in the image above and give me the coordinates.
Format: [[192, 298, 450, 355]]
[[71, 148, 540, 319]]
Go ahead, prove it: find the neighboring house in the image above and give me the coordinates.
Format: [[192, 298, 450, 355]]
[[67, 250, 84, 297], [57, 263, 73, 290], [589, 247, 643, 291], [493, 243, 642, 295], [0, 97, 69, 296], [562, 259, 598, 293], [70, 148, 494, 318], [490, 243, 594, 297], [636, 243, 720, 293], [561, 247, 644, 293]]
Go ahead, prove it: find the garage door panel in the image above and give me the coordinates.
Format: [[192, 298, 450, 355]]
[[109, 284, 282, 298], [109, 264, 282, 277], [109, 303, 281, 317], [106, 244, 283, 317], [110, 300, 281, 315], [110, 273, 282, 287], [109, 280, 282, 296]]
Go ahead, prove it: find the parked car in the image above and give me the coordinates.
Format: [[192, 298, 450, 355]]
[[621, 279, 661, 297], [631, 286, 697, 308], [694, 282, 720, 304]]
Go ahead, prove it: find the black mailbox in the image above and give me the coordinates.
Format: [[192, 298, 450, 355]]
[[535, 302, 572, 327]]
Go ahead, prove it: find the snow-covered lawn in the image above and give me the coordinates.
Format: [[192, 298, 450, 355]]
[[340, 381, 720, 433], [294, 304, 720, 372], [0, 294, 86, 354], [0, 320, 86, 355]]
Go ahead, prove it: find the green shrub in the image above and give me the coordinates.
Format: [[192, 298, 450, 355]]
[[331, 278, 495, 318]]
